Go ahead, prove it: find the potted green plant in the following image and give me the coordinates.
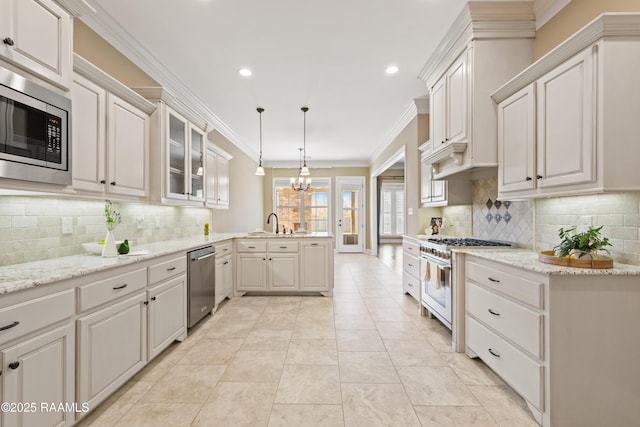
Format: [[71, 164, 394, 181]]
[[553, 225, 612, 259]]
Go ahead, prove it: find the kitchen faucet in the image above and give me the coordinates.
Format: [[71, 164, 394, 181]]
[[267, 212, 279, 234]]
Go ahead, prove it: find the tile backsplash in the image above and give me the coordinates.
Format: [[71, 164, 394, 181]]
[[472, 176, 534, 248], [0, 196, 210, 266], [536, 192, 640, 266]]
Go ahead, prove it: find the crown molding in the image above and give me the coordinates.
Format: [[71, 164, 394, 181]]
[[417, 1, 535, 86], [367, 100, 418, 166], [535, 0, 571, 30], [131, 86, 210, 132], [56, 0, 96, 16], [73, 54, 155, 114], [265, 159, 371, 168], [492, 13, 640, 103], [78, 2, 253, 157]]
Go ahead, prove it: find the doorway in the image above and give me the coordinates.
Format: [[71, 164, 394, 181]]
[[336, 176, 365, 253]]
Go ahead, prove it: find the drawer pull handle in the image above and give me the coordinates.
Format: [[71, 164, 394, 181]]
[[487, 277, 500, 283], [8, 361, 20, 370], [408, 263, 413, 267], [0, 321, 20, 332], [113, 283, 128, 290], [167, 266, 177, 271], [248, 246, 256, 249], [280, 246, 287, 249], [223, 248, 228, 252], [488, 348, 501, 358], [488, 309, 500, 317], [223, 261, 229, 265], [408, 283, 414, 287], [311, 243, 318, 246]]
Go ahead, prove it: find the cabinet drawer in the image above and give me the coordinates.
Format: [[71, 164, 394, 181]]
[[403, 253, 420, 278], [402, 239, 419, 255], [466, 260, 543, 308], [216, 241, 233, 257], [467, 317, 543, 410], [402, 272, 420, 302], [78, 268, 147, 312], [0, 289, 75, 347], [267, 241, 299, 253], [149, 256, 186, 285], [236, 241, 267, 253], [467, 283, 543, 359]]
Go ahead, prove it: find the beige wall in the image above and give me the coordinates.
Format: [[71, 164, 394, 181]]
[[208, 131, 264, 233], [534, 0, 640, 59], [73, 19, 158, 87]]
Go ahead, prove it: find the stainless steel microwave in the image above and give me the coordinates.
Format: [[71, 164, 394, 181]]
[[0, 66, 71, 185]]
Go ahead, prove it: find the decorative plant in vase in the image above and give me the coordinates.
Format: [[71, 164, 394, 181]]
[[553, 225, 612, 259], [102, 200, 121, 258]]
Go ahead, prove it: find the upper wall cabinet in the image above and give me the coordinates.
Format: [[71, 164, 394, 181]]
[[71, 55, 155, 200], [492, 14, 640, 199], [206, 143, 232, 209], [0, 0, 72, 89], [134, 88, 210, 205], [418, 1, 535, 179]]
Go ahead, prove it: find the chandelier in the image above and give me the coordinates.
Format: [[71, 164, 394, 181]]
[[255, 107, 265, 176], [291, 106, 311, 190], [291, 148, 311, 191]]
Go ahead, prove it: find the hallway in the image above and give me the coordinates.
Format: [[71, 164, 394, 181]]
[[79, 253, 537, 426]]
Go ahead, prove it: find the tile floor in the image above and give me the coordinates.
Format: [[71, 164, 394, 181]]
[[78, 252, 539, 427]]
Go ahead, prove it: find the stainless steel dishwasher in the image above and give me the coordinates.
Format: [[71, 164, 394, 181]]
[[187, 245, 216, 328]]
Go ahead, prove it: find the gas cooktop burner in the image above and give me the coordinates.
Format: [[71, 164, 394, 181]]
[[426, 238, 512, 247]]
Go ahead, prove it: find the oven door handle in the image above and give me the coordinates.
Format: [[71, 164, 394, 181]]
[[420, 254, 451, 269]]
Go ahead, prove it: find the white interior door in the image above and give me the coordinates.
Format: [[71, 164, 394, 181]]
[[336, 177, 365, 253]]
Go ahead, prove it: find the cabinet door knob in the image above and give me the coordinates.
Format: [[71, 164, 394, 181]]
[[151, 296, 157, 301], [3, 37, 14, 46], [525, 176, 532, 181], [110, 181, 116, 186], [536, 175, 543, 180], [100, 179, 106, 184], [8, 361, 20, 370]]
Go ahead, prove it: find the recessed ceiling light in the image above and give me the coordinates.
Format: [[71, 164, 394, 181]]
[[239, 68, 253, 77], [386, 65, 399, 75]]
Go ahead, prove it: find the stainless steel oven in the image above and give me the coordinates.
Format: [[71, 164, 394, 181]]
[[0, 66, 71, 185], [419, 237, 511, 331]]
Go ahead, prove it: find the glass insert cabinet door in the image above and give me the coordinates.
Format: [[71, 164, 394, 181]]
[[168, 112, 187, 198], [190, 126, 205, 200]]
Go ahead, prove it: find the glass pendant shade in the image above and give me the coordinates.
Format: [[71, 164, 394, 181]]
[[255, 164, 265, 176]]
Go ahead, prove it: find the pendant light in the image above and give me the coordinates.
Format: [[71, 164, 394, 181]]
[[255, 107, 265, 176], [300, 106, 310, 176]]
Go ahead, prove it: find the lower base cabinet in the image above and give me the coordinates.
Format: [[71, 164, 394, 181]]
[[77, 292, 147, 413], [147, 276, 186, 360], [1, 323, 75, 427]]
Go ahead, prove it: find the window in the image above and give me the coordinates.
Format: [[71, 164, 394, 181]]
[[274, 178, 330, 233], [380, 183, 405, 236]]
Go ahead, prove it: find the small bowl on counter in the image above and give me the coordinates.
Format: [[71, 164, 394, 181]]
[[82, 241, 133, 255]]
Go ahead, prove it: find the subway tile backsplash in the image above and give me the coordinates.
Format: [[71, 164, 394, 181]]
[[0, 196, 210, 266]]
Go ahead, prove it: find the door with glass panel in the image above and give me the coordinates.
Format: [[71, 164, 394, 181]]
[[336, 177, 365, 253]]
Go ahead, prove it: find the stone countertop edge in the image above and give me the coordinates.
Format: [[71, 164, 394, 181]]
[[0, 233, 244, 295], [452, 248, 640, 276]]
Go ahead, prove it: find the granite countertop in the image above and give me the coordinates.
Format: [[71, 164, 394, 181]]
[[454, 248, 640, 276], [0, 233, 243, 296], [242, 231, 334, 238]]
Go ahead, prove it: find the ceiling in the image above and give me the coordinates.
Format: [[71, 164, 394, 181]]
[[84, 0, 472, 167]]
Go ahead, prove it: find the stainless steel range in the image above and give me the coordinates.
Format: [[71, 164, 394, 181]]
[[419, 237, 511, 330]]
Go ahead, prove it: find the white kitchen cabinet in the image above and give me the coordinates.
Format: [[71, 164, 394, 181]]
[[460, 252, 640, 427], [236, 238, 333, 295], [236, 241, 298, 292], [300, 241, 332, 295], [77, 291, 147, 413], [419, 2, 534, 179], [147, 275, 186, 360], [134, 87, 213, 205], [215, 241, 234, 306], [430, 52, 468, 156], [206, 144, 232, 208], [401, 237, 420, 303], [493, 14, 640, 198], [0, 0, 71, 88], [146, 254, 187, 361], [71, 57, 154, 200], [420, 162, 447, 206], [1, 323, 75, 427]]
